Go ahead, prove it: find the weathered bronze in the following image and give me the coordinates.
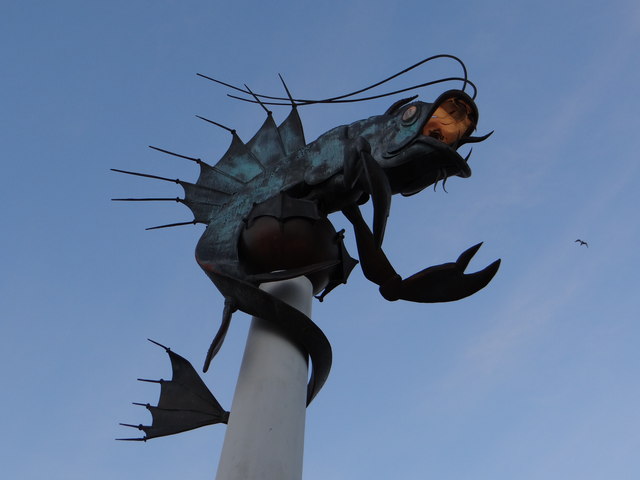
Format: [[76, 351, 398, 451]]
[[116, 55, 500, 440]]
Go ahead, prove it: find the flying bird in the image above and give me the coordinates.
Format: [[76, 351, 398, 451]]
[[575, 239, 588, 247]]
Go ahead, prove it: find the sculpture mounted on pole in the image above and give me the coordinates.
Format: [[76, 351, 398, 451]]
[[114, 54, 500, 441]]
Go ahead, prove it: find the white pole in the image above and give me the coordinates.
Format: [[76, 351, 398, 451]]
[[215, 276, 312, 480]]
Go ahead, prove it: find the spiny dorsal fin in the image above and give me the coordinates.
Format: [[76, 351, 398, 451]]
[[182, 183, 226, 224], [278, 107, 306, 155], [111, 168, 224, 225], [186, 107, 302, 223], [245, 114, 286, 169], [196, 162, 243, 197], [276, 74, 306, 154], [214, 132, 265, 184]]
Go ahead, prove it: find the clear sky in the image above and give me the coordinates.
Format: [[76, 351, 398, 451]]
[[2, 1, 639, 479]]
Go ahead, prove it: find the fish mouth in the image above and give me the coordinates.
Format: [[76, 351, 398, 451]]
[[384, 136, 471, 196], [413, 135, 472, 177]]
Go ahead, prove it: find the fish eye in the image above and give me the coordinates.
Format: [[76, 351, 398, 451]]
[[401, 105, 419, 124]]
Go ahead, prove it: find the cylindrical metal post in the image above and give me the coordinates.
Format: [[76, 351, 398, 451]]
[[215, 276, 312, 480]]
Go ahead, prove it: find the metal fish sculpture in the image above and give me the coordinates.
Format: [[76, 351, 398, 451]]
[[115, 55, 500, 440]]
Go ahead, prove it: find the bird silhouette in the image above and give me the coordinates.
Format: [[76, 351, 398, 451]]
[[575, 239, 588, 247]]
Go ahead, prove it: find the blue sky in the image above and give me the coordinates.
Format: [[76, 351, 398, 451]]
[[2, 1, 639, 479]]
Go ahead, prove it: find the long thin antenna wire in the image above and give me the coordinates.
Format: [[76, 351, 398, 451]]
[[228, 76, 476, 106], [196, 54, 475, 107]]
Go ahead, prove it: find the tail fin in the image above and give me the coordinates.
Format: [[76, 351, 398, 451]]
[[118, 340, 228, 441]]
